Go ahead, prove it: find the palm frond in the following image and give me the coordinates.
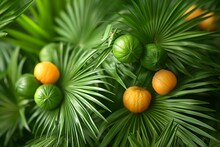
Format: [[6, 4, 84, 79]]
[[55, 0, 122, 48], [128, 120, 178, 147], [0, 0, 33, 37], [0, 42, 12, 74], [209, 132, 220, 147], [4, 0, 68, 54], [118, 0, 220, 75], [29, 44, 113, 146], [26, 135, 67, 147], [154, 120, 178, 147], [99, 69, 220, 147], [0, 47, 29, 146]]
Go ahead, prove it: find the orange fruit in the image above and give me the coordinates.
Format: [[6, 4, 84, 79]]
[[199, 12, 217, 31], [34, 61, 60, 84], [184, 5, 203, 21], [123, 86, 152, 113], [152, 69, 177, 95]]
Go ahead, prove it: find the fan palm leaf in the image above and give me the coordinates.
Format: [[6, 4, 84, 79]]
[[28, 44, 113, 146], [4, 0, 68, 54], [118, 0, 220, 75], [128, 120, 178, 147], [26, 135, 67, 147], [0, 47, 29, 146], [0, 0, 33, 38], [92, 24, 138, 91], [0, 42, 12, 75], [55, 0, 122, 49], [99, 69, 220, 147]]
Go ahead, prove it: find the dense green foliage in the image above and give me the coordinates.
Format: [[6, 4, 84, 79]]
[[0, 0, 220, 146]]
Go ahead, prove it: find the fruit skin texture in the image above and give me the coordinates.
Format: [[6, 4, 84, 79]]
[[184, 5, 203, 21], [34, 61, 60, 84], [112, 34, 143, 63], [199, 12, 217, 31], [39, 43, 59, 62], [15, 74, 41, 98], [184, 5, 218, 31], [140, 44, 167, 71], [123, 86, 152, 113], [34, 84, 63, 110], [152, 69, 177, 95]]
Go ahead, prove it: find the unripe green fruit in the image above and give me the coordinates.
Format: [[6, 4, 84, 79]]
[[34, 84, 63, 110], [141, 44, 167, 71], [39, 43, 59, 62], [112, 34, 143, 63], [16, 74, 41, 98]]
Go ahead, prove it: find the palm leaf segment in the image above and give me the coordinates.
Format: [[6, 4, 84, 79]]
[[0, 0, 33, 37], [128, 120, 178, 147], [0, 47, 29, 146], [29, 44, 112, 146], [5, 0, 122, 55], [100, 70, 220, 147], [120, 0, 220, 75], [5, 0, 67, 54], [55, 0, 121, 49]]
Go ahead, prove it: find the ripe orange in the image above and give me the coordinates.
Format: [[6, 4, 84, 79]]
[[184, 5, 203, 21], [34, 61, 60, 84], [152, 69, 177, 95], [199, 12, 217, 31], [123, 86, 152, 113]]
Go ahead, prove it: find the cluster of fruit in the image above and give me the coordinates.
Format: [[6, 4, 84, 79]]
[[123, 69, 177, 113], [111, 34, 177, 114], [112, 34, 167, 71], [111, 3, 218, 114], [16, 57, 63, 111]]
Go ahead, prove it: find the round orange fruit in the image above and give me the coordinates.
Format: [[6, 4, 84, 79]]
[[184, 5, 203, 21], [152, 69, 177, 95], [34, 61, 60, 84], [199, 12, 217, 31], [123, 86, 152, 113]]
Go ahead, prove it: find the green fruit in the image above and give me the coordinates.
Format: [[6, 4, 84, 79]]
[[141, 44, 167, 71], [16, 74, 41, 98], [39, 43, 59, 62], [112, 34, 143, 63], [34, 84, 63, 110]]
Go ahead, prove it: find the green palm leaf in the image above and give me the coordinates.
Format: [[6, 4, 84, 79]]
[[0, 47, 29, 146], [128, 120, 178, 147], [0, 0, 33, 37], [154, 120, 178, 147], [5, 0, 68, 54], [0, 42, 12, 76], [55, 0, 122, 48], [99, 69, 220, 147], [28, 44, 112, 146], [118, 0, 220, 75], [26, 135, 67, 147]]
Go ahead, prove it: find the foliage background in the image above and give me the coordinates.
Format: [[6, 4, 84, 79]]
[[0, 0, 220, 146]]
